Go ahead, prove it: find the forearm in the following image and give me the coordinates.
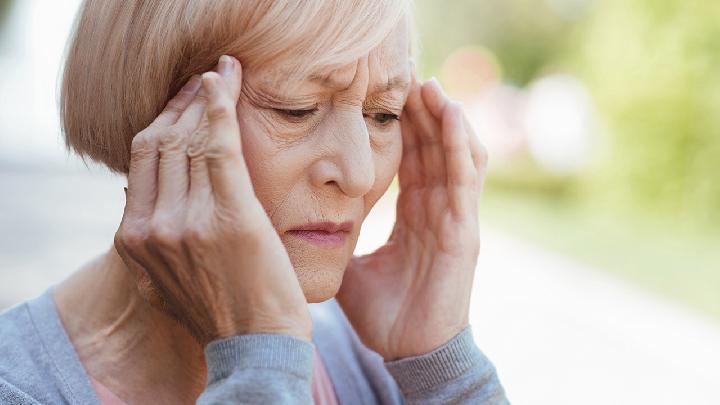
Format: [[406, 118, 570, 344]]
[[385, 326, 509, 404], [197, 334, 313, 404]]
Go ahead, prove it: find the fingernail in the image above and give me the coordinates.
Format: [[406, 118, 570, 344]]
[[219, 55, 233, 77], [201, 72, 219, 95]]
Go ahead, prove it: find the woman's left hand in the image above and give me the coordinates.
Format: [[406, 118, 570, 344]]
[[336, 74, 488, 361]]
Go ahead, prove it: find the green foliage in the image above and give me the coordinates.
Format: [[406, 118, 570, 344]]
[[572, 0, 720, 226]]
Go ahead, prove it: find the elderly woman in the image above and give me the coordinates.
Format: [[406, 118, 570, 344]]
[[0, 0, 507, 404]]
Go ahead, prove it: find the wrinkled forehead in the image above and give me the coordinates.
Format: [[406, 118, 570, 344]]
[[248, 18, 410, 96]]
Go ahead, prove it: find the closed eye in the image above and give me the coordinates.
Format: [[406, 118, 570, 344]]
[[364, 112, 400, 125], [275, 108, 318, 119]]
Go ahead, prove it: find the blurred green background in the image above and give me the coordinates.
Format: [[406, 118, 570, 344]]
[[414, 0, 720, 318]]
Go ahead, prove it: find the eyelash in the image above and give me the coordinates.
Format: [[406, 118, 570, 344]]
[[275, 108, 318, 119], [364, 112, 400, 125], [275, 108, 400, 126]]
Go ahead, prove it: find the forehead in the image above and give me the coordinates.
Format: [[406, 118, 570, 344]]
[[250, 18, 410, 95], [316, 19, 410, 92]]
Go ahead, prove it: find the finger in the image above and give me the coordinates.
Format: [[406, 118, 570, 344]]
[[463, 115, 489, 192], [400, 67, 420, 155], [463, 115, 487, 168], [188, 121, 212, 204], [422, 78, 484, 186], [421, 77, 450, 120], [154, 126, 191, 214], [153, 75, 203, 127], [176, 86, 209, 132], [442, 102, 475, 190], [201, 57, 252, 204], [398, 69, 422, 188], [174, 88, 210, 205], [126, 129, 161, 219], [155, 84, 211, 214], [189, 55, 242, 205], [405, 79, 446, 184]]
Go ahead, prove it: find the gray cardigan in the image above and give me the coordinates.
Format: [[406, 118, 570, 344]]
[[0, 289, 508, 404]]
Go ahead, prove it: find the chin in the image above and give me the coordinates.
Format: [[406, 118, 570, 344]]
[[281, 232, 356, 303], [294, 261, 347, 303]]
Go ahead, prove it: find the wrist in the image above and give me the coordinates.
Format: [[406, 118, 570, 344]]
[[386, 322, 469, 361], [216, 309, 313, 343]]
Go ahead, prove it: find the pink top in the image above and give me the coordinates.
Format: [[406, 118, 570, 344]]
[[311, 348, 339, 405], [89, 377, 126, 405], [90, 348, 338, 405]]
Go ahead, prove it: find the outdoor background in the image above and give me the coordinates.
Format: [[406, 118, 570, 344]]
[[1, 0, 718, 404]]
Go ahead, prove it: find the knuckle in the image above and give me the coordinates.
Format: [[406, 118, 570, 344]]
[[205, 102, 234, 122], [113, 229, 126, 253], [147, 218, 180, 249], [204, 145, 239, 163], [181, 224, 211, 247], [115, 224, 146, 253], [130, 130, 157, 155], [187, 130, 208, 159], [158, 128, 188, 151]]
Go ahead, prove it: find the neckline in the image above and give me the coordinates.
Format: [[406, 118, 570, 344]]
[[25, 287, 101, 404]]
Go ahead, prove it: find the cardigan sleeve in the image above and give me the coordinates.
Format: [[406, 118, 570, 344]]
[[197, 333, 314, 404], [384, 326, 509, 404]]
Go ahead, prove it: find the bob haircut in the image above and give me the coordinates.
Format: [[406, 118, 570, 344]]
[[60, 0, 412, 174]]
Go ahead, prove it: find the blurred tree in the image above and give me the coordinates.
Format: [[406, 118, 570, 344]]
[[574, 0, 720, 226], [0, 0, 15, 49], [0, 0, 13, 27], [414, 0, 579, 85]]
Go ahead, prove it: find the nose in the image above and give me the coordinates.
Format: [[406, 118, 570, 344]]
[[311, 112, 375, 198], [309, 57, 375, 198]]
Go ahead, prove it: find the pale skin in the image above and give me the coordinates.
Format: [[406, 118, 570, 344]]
[[54, 19, 487, 404]]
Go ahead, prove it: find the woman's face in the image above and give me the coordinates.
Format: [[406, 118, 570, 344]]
[[236, 21, 410, 302]]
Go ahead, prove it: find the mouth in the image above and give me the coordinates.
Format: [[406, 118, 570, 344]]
[[285, 221, 353, 248]]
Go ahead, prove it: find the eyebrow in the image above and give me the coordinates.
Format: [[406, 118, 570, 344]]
[[309, 72, 410, 94], [372, 75, 411, 94]]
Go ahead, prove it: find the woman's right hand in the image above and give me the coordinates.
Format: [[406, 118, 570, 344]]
[[113, 55, 311, 346]]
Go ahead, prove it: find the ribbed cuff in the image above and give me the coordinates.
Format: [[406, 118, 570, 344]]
[[204, 334, 314, 385], [385, 326, 490, 395]]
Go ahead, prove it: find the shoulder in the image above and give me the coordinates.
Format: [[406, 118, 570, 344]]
[[0, 291, 99, 404], [0, 299, 56, 404]]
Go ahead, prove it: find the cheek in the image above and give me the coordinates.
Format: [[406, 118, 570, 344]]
[[364, 128, 403, 216], [236, 103, 304, 223]]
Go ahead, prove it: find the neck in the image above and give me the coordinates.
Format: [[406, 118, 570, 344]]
[[54, 246, 207, 404]]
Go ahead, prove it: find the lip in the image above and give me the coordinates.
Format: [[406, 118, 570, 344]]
[[286, 221, 353, 248]]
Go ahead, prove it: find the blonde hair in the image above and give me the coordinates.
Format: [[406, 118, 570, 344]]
[[60, 0, 412, 174]]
